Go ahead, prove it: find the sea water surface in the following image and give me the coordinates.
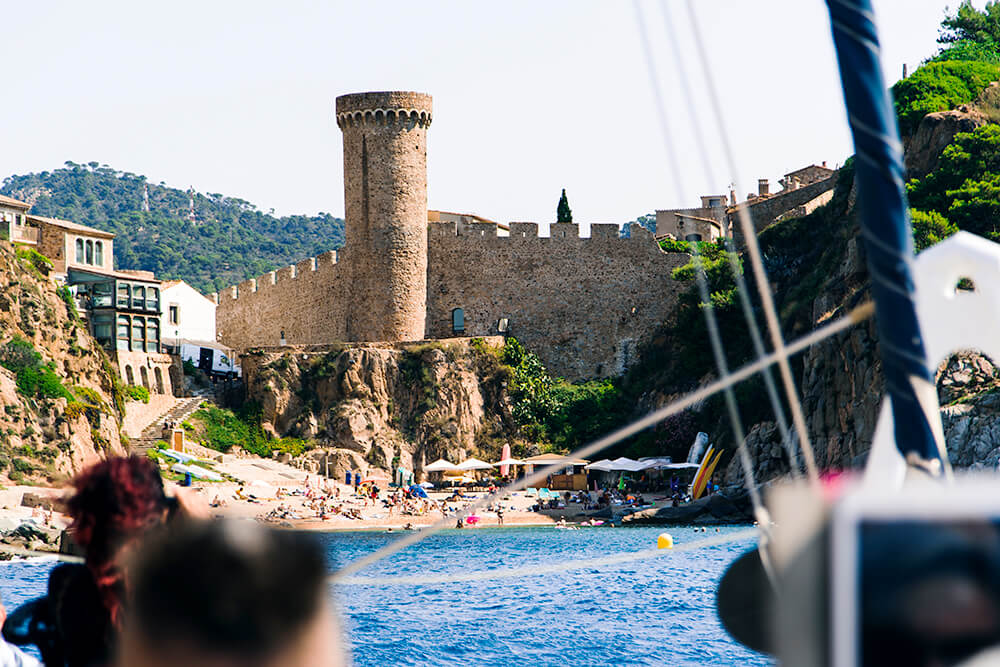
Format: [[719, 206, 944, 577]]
[[2, 525, 772, 666]]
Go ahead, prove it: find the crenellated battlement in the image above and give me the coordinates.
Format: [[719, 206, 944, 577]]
[[428, 221, 655, 244], [215, 249, 342, 303], [335, 91, 432, 130], [216, 88, 686, 379]]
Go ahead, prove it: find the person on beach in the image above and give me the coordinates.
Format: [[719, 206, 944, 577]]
[[117, 520, 341, 667], [496, 505, 504, 526]]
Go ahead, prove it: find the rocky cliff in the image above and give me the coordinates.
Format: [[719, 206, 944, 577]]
[[904, 82, 1000, 178], [0, 242, 127, 483], [239, 338, 516, 479]]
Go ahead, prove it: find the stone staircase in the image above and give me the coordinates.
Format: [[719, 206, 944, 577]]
[[129, 390, 215, 455]]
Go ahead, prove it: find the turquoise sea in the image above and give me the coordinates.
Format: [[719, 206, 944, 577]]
[[2, 525, 771, 666]]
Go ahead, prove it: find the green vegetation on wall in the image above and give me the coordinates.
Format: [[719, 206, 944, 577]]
[[123, 384, 151, 404], [15, 247, 52, 279]]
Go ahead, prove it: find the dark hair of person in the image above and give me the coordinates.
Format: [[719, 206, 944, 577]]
[[128, 520, 327, 659], [65, 455, 172, 628]]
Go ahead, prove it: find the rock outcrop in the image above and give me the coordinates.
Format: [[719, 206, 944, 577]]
[[904, 105, 989, 178], [239, 338, 515, 480], [904, 82, 1000, 178]]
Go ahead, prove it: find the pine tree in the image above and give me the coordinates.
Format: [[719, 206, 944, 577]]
[[556, 188, 573, 223]]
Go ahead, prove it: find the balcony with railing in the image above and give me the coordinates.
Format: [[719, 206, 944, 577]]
[[10, 224, 39, 244]]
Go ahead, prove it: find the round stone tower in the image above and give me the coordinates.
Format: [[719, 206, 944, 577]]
[[336, 91, 432, 342]]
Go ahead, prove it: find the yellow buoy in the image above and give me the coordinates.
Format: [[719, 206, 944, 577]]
[[657, 533, 674, 549]]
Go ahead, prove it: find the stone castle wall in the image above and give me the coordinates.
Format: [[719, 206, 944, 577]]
[[213, 250, 347, 352], [213, 89, 689, 381], [426, 222, 688, 379], [214, 224, 687, 380]]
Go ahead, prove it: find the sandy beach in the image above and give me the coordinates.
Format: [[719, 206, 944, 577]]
[[1, 452, 607, 551]]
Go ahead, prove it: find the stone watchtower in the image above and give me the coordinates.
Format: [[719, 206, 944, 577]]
[[336, 91, 432, 342]]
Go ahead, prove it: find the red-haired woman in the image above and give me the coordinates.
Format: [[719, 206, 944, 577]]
[[2, 455, 204, 666]]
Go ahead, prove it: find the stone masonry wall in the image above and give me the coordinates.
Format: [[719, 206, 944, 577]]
[[731, 175, 838, 247], [336, 92, 432, 342], [426, 222, 689, 380], [212, 250, 347, 353]]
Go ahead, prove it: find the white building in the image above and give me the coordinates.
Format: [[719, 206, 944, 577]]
[[0, 194, 36, 244], [160, 280, 240, 378], [161, 280, 216, 346]]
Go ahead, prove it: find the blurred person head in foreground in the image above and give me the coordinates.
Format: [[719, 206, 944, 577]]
[[118, 519, 342, 667], [3, 455, 193, 666]]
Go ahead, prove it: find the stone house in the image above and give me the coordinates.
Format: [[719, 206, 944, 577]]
[[0, 194, 37, 244], [28, 214, 114, 280]]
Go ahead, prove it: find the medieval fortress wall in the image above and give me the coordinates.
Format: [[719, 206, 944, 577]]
[[213, 91, 687, 380], [426, 222, 688, 379]]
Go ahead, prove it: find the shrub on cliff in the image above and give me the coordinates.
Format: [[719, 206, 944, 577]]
[[911, 209, 959, 251], [908, 124, 1000, 239], [892, 60, 1000, 135], [191, 402, 309, 458], [0, 337, 72, 401], [15, 247, 52, 279]]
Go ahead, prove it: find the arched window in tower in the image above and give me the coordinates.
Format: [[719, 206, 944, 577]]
[[140, 366, 150, 390], [95, 241, 103, 267], [86, 240, 94, 264], [76, 239, 84, 263], [451, 308, 465, 335]]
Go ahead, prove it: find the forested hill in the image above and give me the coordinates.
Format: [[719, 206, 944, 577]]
[[0, 162, 345, 294]]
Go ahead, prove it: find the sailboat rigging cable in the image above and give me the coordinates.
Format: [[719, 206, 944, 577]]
[[658, 0, 800, 480], [633, 0, 766, 520], [683, 0, 821, 486]]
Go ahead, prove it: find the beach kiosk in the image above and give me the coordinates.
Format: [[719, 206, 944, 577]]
[[523, 453, 590, 491]]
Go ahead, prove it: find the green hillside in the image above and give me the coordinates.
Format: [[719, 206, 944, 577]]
[[1, 162, 344, 294]]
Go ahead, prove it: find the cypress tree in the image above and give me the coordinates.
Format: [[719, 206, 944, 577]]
[[556, 188, 573, 223]]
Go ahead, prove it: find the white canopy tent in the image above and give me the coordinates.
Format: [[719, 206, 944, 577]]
[[493, 457, 525, 467], [609, 457, 646, 472], [585, 459, 616, 472], [424, 459, 458, 472], [456, 458, 494, 471]]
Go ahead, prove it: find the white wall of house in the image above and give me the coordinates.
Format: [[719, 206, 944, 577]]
[[161, 281, 216, 345]]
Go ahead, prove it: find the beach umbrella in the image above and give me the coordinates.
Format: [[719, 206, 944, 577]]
[[499, 443, 512, 476], [456, 458, 493, 471], [586, 459, 615, 471], [424, 458, 458, 472]]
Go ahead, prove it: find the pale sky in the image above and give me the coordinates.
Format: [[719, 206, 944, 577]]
[[0, 1, 970, 231]]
